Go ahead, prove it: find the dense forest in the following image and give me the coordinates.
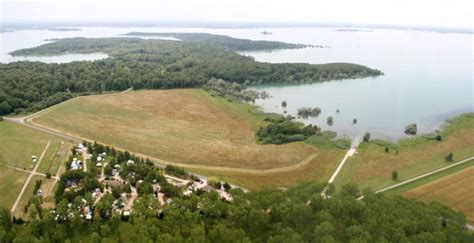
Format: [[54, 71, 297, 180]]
[[1, 182, 471, 242], [1, 35, 382, 115], [123, 32, 313, 51]]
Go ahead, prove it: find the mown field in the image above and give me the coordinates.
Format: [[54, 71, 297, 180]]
[[0, 121, 72, 213], [404, 166, 474, 222], [31, 89, 344, 189], [334, 113, 474, 190]]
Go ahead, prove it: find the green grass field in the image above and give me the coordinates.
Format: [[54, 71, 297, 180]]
[[31, 89, 346, 189], [334, 113, 474, 190], [403, 166, 474, 222], [0, 169, 29, 211], [0, 121, 73, 213]]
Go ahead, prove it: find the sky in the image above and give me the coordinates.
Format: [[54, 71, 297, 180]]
[[1, 0, 473, 29]]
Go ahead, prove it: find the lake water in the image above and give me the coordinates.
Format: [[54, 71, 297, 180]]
[[1, 26, 472, 140]]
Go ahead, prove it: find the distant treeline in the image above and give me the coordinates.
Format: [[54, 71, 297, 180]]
[[1, 35, 382, 115], [123, 32, 311, 51]]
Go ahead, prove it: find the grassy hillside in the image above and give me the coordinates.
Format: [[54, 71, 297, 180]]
[[404, 167, 474, 222], [334, 113, 474, 190], [31, 89, 345, 189]]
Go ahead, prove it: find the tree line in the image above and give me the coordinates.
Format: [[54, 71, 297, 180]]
[[1, 36, 382, 115]]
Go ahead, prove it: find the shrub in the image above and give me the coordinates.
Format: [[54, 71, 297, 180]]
[[223, 182, 231, 192], [297, 107, 321, 118], [207, 177, 220, 189], [392, 171, 398, 180], [404, 123, 417, 135], [363, 132, 371, 142], [333, 139, 351, 149], [327, 116, 334, 126], [445, 152, 454, 162]]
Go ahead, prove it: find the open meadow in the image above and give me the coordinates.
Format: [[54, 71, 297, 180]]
[[334, 113, 474, 190], [404, 166, 474, 222], [0, 121, 72, 214], [31, 89, 345, 189]]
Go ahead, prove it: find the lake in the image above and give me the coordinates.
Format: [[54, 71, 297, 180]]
[[1, 26, 472, 140]]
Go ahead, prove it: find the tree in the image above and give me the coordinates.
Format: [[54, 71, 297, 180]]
[[445, 152, 454, 162], [404, 123, 417, 135], [363, 132, 371, 142], [223, 182, 232, 192], [392, 171, 398, 180], [0, 102, 11, 115], [327, 116, 334, 126], [385, 147, 389, 153], [281, 101, 287, 108], [436, 135, 442, 141], [45, 172, 52, 179], [353, 118, 357, 124]]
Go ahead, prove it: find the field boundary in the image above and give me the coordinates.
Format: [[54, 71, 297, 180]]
[[376, 156, 474, 193]]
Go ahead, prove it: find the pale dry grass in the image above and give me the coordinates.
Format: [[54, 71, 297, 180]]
[[404, 167, 474, 222], [34, 89, 316, 170]]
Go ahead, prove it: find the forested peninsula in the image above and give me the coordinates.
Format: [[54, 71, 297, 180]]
[[1, 34, 382, 115]]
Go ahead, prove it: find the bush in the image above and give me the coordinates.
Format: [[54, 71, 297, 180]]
[[327, 116, 334, 126], [297, 107, 321, 118], [45, 172, 52, 179], [445, 152, 454, 162], [404, 123, 417, 135], [363, 132, 371, 142], [333, 139, 351, 149], [256, 121, 317, 144], [392, 171, 398, 180], [207, 177, 220, 188]]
